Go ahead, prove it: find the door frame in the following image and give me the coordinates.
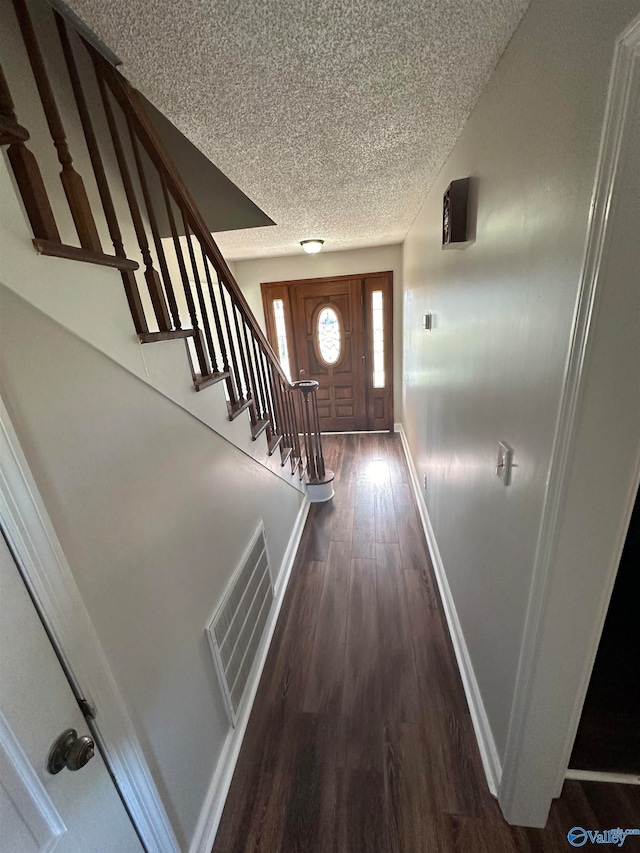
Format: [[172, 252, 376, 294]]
[[0, 395, 180, 853], [261, 271, 394, 431], [498, 12, 640, 826]]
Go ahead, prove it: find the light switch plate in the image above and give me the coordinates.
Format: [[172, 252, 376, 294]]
[[496, 441, 513, 485]]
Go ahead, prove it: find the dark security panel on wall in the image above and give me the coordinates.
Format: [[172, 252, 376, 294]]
[[442, 178, 470, 248]]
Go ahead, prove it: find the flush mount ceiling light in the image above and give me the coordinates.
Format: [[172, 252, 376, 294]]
[[300, 239, 324, 254]]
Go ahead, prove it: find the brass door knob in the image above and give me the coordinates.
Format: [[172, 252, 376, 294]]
[[47, 728, 95, 774]]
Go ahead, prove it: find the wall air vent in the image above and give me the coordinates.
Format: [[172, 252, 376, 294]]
[[206, 523, 273, 726]]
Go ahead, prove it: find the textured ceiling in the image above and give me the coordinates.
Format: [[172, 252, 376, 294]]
[[143, 96, 275, 235], [65, 0, 531, 259]]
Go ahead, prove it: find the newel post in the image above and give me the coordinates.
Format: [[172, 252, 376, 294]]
[[293, 380, 334, 503]]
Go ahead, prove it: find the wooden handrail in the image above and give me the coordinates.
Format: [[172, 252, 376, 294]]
[[92, 54, 291, 388]]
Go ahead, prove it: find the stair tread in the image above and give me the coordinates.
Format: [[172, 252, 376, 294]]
[[280, 445, 292, 467], [33, 238, 139, 271], [194, 371, 230, 391], [267, 433, 283, 456], [140, 329, 195, 343], [251, 418, 270, 441], [228, 398, 253, 421]]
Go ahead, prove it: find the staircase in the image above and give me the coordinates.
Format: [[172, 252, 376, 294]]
[[1, 0, 334, 502]]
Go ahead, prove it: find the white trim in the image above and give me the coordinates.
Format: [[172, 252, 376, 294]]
[[189, 496, 310, 853], [499, 13, 640, 825], [320, 430, 391, 435], [206, 521, 272, 727], [0, 397, 181, 853], [396, 424, 501, 796], [0, 710, 66, 852], [306, 479, 335, 503], [274, 498, 310, 597], [566, 769, 640, 786]]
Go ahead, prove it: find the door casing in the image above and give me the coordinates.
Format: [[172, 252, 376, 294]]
[[498, 11, 640, 827]]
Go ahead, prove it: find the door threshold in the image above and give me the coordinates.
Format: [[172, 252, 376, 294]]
[[566, 769, 640, 785]]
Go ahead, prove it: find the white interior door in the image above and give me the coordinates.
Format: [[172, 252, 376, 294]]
[[0, 531, 143, 853]]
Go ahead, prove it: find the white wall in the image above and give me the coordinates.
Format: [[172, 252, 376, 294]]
[[232, 245, 403, 421], [401, 0, 640, 774], [0, 286, 304, 848]]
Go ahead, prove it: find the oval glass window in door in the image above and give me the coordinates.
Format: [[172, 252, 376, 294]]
[[317, 306, 342, 365]]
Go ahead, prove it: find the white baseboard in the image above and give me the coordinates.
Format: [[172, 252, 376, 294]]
[[395, 424, 502, 796], [566, 769, 640, 786], [320, 430, 391, 435], [189, 496, 311, 853], [274, 498, 311, 598]]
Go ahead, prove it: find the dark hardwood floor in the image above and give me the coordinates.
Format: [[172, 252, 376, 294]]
[[213, 433, 640, 852]]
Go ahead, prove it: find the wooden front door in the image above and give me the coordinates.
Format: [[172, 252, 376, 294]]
[[262, 272, 393, 432], [292, 277, 367, 431]]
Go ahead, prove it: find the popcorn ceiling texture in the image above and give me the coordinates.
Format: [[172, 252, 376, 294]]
[[66, 0, 531, 259]]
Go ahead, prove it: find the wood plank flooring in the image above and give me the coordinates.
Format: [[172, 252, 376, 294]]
[[213, 433, 640, 853]]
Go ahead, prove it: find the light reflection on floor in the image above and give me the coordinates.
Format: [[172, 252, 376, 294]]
[[365, 458, 390, 483]]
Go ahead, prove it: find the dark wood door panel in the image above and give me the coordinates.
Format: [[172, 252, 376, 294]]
[[292, 279, 367, 431]]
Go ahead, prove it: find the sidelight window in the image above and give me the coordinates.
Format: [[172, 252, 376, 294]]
[[372, 290, 385, 388], [272, 299, 292, 382]]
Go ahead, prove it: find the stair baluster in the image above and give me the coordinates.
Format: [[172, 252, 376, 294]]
[[259, 346, 278, 438], [127, 119, 178, 332], [13, 0, 101, 252], [182, 216, 218, 376], [55, 16, 148, 335], [241, 319, 263, 422], [202, 251, 232, 394], [0, 63, 60, 243], [159, 175, 209, 375], [217, 277, 243, 411], [96, 67, 171, 333], [231, 303, 254, 417]]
